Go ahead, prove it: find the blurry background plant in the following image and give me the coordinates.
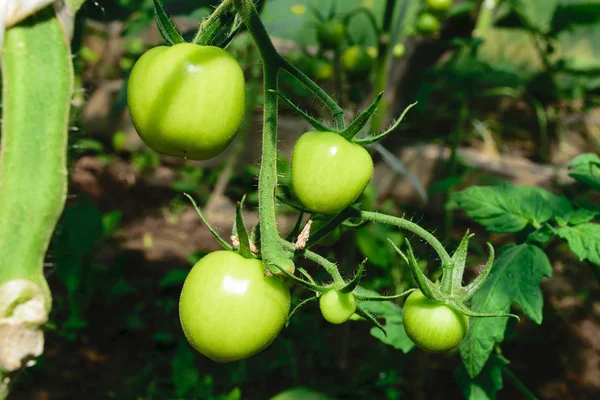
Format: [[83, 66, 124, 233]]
[[3, 0, 600, 399]]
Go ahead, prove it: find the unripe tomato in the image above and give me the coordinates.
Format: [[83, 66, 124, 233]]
[[308, 58, 333, 80], [291, 131, 374, 214], [427, 0, 452, 12], [415, 13, 441, 35], [392, 43, 406, 58], [127, 43, 246, 160], [319, 290, 356, 324], [317, 20, 346, 49], [402, 290, 469, 353], [179, 251, 290, 362], [341, 46, 374, 80]]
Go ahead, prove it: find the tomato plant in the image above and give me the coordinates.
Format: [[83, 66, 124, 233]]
[[310, 219, 341, 246], [415, 13, 441, 35], [127, 43, 246, 160], [341, 45, 374, 80], [427, 0, 452, 12], [291, 131, 374, 214], [402, 290, 469, 353], [319, 290, 356, 324], [316, 20, 346, 50], [179, 251, 291, 362]]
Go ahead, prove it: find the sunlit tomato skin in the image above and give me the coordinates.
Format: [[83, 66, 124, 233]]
[[291, 131, 374, 214], [341, 46, 374, 80], [319, 290, 356, 324], [402, 290, 469, 353], [427, 0, 452, 12], [127, 43, 246, 160], [415, 13, 441, 35], [179, 251, 290, 362], [317, 21, 346, 49]]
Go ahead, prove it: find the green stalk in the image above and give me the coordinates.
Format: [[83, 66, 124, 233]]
[[360, 211, 453, 266], [0, 7, 72, 395]]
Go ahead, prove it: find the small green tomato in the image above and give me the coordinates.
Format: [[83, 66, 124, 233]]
[[402, 290, 469, 353], [319, 290, 357, 324]]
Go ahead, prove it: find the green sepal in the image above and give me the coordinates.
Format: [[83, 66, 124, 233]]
[[389, 238, 436, 300], [339, 92, 383, 141], [339, 259, 366, 294], [355, 304, 386, 336], [234, 195, 253, 258], [460, 243, 495, 302], [184, 193, 232, 251], [249, 223, 261, 252], [269, 89, 335, 133], [449, 231, 474, 295], [352, 102, 417, 146], [153, 0, 185, 46]]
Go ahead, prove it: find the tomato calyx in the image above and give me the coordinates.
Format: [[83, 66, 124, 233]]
[[270, 89, 416, 147], [388, 232, 520, 324]]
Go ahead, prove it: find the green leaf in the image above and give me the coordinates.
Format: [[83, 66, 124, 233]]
[[456, 354, 509, 400], [355, 287, 415, 353], [270, 387, 332, 400], [453, 185, 570, 233], [557, 223, 600, 265], [153, 0, 185, 46], [568, 153, 600, 191], [460, 244, 551, 377], [510, 0, 559, 33]]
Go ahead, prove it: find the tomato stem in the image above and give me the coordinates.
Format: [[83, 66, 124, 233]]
[[360, 211, 453, 266], [279, 238, 345, 284]]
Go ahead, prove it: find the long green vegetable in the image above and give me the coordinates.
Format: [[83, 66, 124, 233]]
[[0, 7, 72, 396]]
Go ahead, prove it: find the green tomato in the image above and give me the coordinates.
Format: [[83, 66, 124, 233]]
[[317, 20, 346, 49], [341, 46, 374, 80], [392, 43, 406, 58], [308, 58, 334, 80], [427, 0, 452, 12], [415, 13, 441, 35], [402, 290, 469, 353], [127, 43, 246, 160], [291, 131, 374, 214], [319, 290, 356, 324], [179, 251, 290, 362]]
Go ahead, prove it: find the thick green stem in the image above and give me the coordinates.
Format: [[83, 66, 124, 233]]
[[0, 6, 72, 392], [360, 211, 453, 266]]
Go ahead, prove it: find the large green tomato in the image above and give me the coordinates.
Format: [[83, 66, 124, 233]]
[[127, 43, 246, 160], [179, 251, 290, 362], [319, 290, 356, 324], [402, 290, 469, 353], [291, 131, 374, 214]]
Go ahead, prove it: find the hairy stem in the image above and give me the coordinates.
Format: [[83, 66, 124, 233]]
[[360, 211, 453, 266]]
